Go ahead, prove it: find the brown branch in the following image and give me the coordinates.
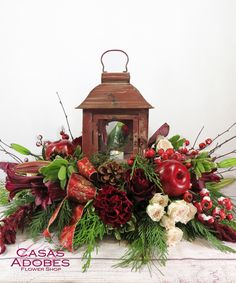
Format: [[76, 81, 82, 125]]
[[191, 126, 204, 149], [215, 167, 236, 175], [210, 135, 236, 155], [56, 92, 74, 140], [212, 122, 236, 143], [214, 150, 236, 160], [0, 145, 22, 163]]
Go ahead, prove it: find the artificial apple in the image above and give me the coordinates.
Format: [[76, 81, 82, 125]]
[[156, 160, 191, 197]]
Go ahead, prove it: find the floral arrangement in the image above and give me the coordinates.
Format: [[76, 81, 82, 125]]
[[0, 116, 236, 272]]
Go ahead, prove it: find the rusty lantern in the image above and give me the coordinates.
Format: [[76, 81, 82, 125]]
[[76, 49, 153, 159]]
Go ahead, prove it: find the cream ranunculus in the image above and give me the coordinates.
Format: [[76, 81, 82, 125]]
[[160, 215, 175, 230], [166, 227, 183, 246], [167, 200, 190, 224], [146, 203, 165, 222], [156, 138, 173, 151], [150, 193, 169, 207]]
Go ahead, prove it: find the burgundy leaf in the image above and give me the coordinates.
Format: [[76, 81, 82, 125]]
[[148, 123, 170, 147]]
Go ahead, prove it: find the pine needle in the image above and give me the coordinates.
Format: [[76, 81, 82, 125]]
[[73, 206, 106, 272], [0, 181, 8, 206]]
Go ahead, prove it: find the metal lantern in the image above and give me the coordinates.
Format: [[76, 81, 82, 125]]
[[76, 49, 153, 159]]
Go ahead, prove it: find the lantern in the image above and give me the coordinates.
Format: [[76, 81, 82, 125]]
[[76, 50, 153, 159]]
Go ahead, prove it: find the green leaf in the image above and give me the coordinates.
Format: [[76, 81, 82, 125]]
[[60, 177, 67, 189], [206, 178, 236, 191], [11, 143, 31, 155], [168, 135, 185, 150], [58, 166, 67, 181], [217, 158, 236, 168], [169, 135, 180, 143]]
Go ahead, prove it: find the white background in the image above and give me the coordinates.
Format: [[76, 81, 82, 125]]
[[0, 0, 235, 183]]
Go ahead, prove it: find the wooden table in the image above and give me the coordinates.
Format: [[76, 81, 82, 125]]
[[0, 235, 236, 283]]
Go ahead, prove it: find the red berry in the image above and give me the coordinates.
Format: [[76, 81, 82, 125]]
[[199, 142, 206, 149], [154, 158, 162, 165], [194, 202, 203, 213], [227, 214, 234, 221], [207, 216, 215, 224], [127, 159, 134, 166], [161, 153, 169, 160], [197, 213, 204, 222], [223, 198, 233, 210], [60, 130, 65, 135], [166, 148, 174, 156], [199, 188, 210, 198], [62, 134, 70, 140], [157, 149, 164, 156], [183, 191, 193, 203], [217, 197, 225, 206], [219, 209, 226, 220], [185, 140, 190, 146], [205, 138, 212, 145], [145, 149, 156, 159], [181, 148, 188, 154], [185, 162, 192, 169], [201, 196, 213, 210]]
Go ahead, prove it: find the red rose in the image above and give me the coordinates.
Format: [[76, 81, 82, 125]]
[[94, 186, 133, 228], [126, 169, 156, 204]]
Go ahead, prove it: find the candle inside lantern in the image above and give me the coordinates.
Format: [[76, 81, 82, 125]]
[[109, 150, 124, 160]]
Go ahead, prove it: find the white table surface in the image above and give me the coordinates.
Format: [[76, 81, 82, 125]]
[[0, 234, 236, 283]]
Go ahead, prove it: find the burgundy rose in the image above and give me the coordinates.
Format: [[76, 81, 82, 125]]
[[191, 171, 221, 190], [94, 185, 133, 228], [126, 168, 157, 204]]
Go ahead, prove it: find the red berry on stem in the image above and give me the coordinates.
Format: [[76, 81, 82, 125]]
[[182, 148, 188, 154], [199, 142, 206, 149], [199, 188, 210, 198], [166, 148, 174, 157], [227, 214, 234, 221], [194, 202, 203, 213], [154, 158, 162, 165], [185, 162, 192, 169], [183, 191, 193, 203], [162, 153, 169, 160], [185, 140, 190, 146], [207, 216, 215, 224], [205, 138, 212, 145], [219, 209, 226, 220], [157, 149, 165, 156], [201, 196, 213, 210], [127, 159, 134, 166]]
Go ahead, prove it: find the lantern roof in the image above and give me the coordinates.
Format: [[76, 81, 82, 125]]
[[76, 72, 153, 110]]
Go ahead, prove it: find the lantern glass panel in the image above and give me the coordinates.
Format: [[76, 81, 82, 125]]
[[98, 119, 133, 159]]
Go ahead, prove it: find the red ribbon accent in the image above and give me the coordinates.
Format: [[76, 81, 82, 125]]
[[43, 160, 97, 251]]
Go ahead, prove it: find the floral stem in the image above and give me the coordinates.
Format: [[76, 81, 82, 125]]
[[57, 92, 74, 140]]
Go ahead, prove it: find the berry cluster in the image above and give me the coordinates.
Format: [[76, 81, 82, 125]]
[[194, 188, 233, 224]]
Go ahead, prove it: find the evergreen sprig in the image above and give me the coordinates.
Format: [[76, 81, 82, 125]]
[[56, 199, 72, 233], [117, 217, 168, 271], [187, 219, 236, 253], [73, 206, 106, 272], [1, 190, 35, 217], [29, 203, 57, 239], [0, 181, 8, 206]]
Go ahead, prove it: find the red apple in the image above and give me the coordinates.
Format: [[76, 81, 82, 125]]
[[156, 160, 191, 197]]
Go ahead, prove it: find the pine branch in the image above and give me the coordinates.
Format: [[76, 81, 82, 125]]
[[57, 199, 72, 233], [0, 181, 8, 206], [73, 206, 106, 272], [1, 191, 35, 218], [29, 203, 57, 239], [188, 219, 236, 253], [116, 217, 168, 271]]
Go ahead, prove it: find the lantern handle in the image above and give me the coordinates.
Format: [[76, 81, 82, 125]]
[[100, 49, 129, 72]]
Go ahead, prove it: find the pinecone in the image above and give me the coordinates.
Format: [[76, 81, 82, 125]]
[[98, 161, 124, 186]]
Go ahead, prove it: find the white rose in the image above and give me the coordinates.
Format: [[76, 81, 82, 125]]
[[184, 202, 197, 224], [167, 227, 183, 247], [160, 215, 175, 230], [167, 200, 189, 223], [156, 138, 173, 151], [146, 203, 165, 222], [168, 200, 197, 224], [150, 193, 169, 207]]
